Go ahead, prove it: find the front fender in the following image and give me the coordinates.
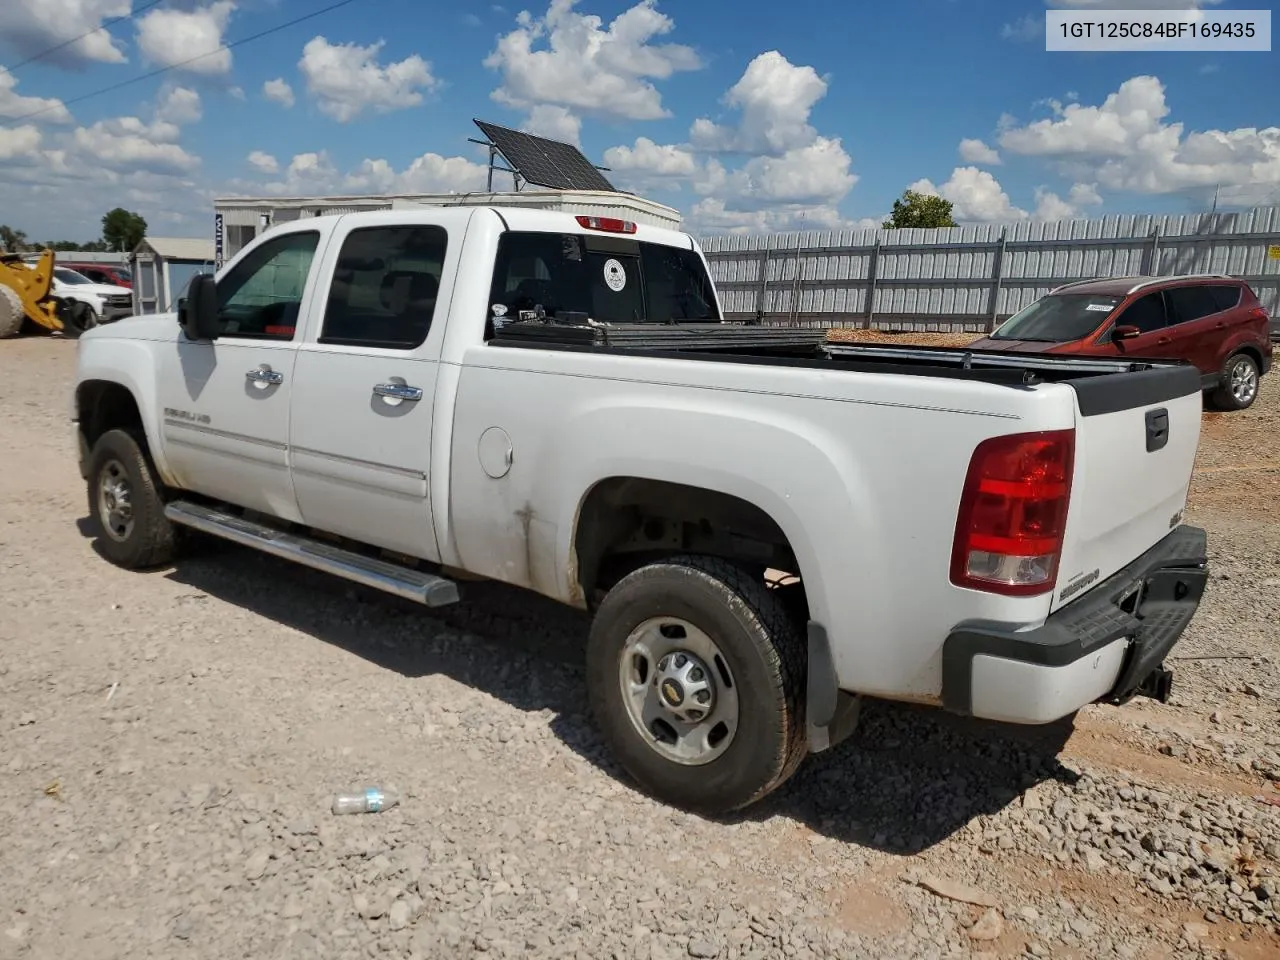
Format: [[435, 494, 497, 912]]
[[75, 337, 174, 485]]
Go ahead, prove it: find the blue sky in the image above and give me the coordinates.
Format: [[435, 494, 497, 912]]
[[0, 0, 1275, 241]]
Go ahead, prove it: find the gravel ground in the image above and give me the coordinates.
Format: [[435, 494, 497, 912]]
[[1, 335, 1278, 960]]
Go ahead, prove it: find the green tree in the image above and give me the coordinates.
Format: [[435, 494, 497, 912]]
[[101, 208, 148, 252], [0, 224, 29, 252], [882, 189, 957, 229]]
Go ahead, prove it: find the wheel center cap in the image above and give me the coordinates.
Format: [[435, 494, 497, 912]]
[[660, 679, 685, 707]]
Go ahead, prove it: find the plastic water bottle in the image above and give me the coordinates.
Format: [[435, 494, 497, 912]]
[[331, 786, 401, 815]]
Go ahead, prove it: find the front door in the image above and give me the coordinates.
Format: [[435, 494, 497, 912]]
[[288, 211, 468, 562], [157, 226, 327, 522], [1102, 289, 1184, 364]]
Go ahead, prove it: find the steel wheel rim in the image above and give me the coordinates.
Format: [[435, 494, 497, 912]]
[[97, 459, 135, 542], [617, 616, 740, 766], [1230, 358, 1257, 405]]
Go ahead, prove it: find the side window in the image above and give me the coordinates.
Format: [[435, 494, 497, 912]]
[[1165, 286, 1220, 325], [216, 230, 319, 340], [1210, 284, 1242, 312], [1116, 291, 1168, 334], [641, 244, 720, 322], [320, 225, 448, 350]]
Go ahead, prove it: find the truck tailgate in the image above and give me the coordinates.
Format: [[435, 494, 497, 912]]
[[1051, 365, 1203, 614]]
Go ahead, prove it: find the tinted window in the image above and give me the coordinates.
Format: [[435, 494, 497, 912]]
[[487, 230, 720, 333], [1165, 286, 1221, 325], [991, 293, 1121, 342], [1210, 284, 1241, 312], [319, 225, 448, 350], [216, 230, 319, 340], [1116, 292, 1168, 334]]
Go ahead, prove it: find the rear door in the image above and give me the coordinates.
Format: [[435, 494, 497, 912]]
[[287, 210, 470, 562], [1162, 283, 1231, 375]]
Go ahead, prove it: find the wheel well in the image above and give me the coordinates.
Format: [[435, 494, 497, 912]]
[[573, 477, 806, 613], [77, 380, 143, 450], [1232, 345, 1263, 369]]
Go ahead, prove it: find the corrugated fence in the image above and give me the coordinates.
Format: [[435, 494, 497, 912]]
[[698, 205, 1280, 332]]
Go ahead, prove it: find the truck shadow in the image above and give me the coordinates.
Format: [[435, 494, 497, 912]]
[[150, 534, 1078, 856]]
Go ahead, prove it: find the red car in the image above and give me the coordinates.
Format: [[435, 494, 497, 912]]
[[970, 274, 1273, 410], [60, 262, 133, 289]]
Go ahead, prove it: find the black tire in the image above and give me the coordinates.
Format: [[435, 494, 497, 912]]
[[85, 428, 177, 569], [1211, 352, 1260, 411], [585, 555, 808, 815], [59, 300, 97, 339]]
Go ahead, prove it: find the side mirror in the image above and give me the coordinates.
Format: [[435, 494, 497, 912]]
[[1111, 324, 1140, 342], [178, 273, 220, 341]]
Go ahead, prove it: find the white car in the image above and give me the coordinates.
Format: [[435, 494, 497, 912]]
[[52, 266, 133, 324], [69, 206, 1210, 814]]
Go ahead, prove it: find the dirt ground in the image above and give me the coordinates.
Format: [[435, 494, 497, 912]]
[[1, 334, 1278, 960]]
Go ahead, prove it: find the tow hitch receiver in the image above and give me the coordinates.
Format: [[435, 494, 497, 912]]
[[1136, 665, 1174, 704]]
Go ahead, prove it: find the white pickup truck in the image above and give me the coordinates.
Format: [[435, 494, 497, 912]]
[[72, 206, 1210, 814]]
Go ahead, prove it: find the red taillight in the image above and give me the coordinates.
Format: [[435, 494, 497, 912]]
[[1247, 306, 1268, 322], [950, 429, 1075, 597], [575, 215, 637, 234]]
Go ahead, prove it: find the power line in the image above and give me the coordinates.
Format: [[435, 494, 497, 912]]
[[1, 0, 362, 127], [3, 0, 169, 75]]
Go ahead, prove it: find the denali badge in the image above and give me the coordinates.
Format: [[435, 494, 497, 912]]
[[164, 407, 211, 425], [1059, 568, 1100, 603]]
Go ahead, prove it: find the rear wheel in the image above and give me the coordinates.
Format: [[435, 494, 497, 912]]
[[585, 555, 808, 815], [1212, 352, 1259, 411], [85, 428, 177, 569]]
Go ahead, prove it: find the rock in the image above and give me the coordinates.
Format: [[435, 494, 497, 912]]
[[244, 849, 270, 881], [1182, 922, 1210, 939], [1085, 850, 1107, 873], [688, 938, 719, 958], [968, 909, 1004, 941], [913, 874, 1000, 908], [389, 900, 412, 931]]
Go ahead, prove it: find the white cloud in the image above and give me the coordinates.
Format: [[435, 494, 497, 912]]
[[484, 0, 701, 136], [958, 138, 1001, 165], [247, 150, 279, 174], [0, 67, 72, 124], [684, 197, 879, 236], [136, 1, 236, 76], [262, 77, 295, 108], [72, 116, 200, 176], [1000, 14, 1040, 42], [909, 167, 1028, 223], [996, 75, 1280, 203], [689, 51, 828, 155], [298, 36, 438, 122], [602, 51, 859, 234], [0, 1, 130, 68], [520, 104, 582, 147], [231, 149, 490, 198], [155, 86, 202, 125], [603, 137, 697, 177], [0, 125, 43, 163]]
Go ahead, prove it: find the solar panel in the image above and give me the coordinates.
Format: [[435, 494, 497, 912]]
[[473, 119, 617, 193]]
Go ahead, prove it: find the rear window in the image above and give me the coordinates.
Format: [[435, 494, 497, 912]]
[[991, 293, 1121, 343], [486, 230, 719, 332]]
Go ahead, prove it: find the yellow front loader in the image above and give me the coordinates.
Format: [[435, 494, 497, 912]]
[[0, 249, 96, 339]]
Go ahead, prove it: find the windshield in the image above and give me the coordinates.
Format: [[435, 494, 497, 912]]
[[991, 293, 1121, 342], [54, 268, 92, 285]]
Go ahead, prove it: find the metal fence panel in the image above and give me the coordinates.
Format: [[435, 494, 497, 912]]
[[699, 205, 1280, 330]]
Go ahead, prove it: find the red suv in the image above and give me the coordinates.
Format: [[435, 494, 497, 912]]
[[969, 274, 1273, 410], [60, 262, 133, 289]]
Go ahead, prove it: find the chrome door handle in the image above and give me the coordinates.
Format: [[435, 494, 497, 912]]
[[246, 365, 283, 385], [373, 383, 423, 402]]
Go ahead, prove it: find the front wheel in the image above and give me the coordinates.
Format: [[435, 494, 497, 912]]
[[59, 300, 98, 339], [585, 555, 808, 815], [85, 429, 177, 569], [1212, 352, 1260, 411]]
